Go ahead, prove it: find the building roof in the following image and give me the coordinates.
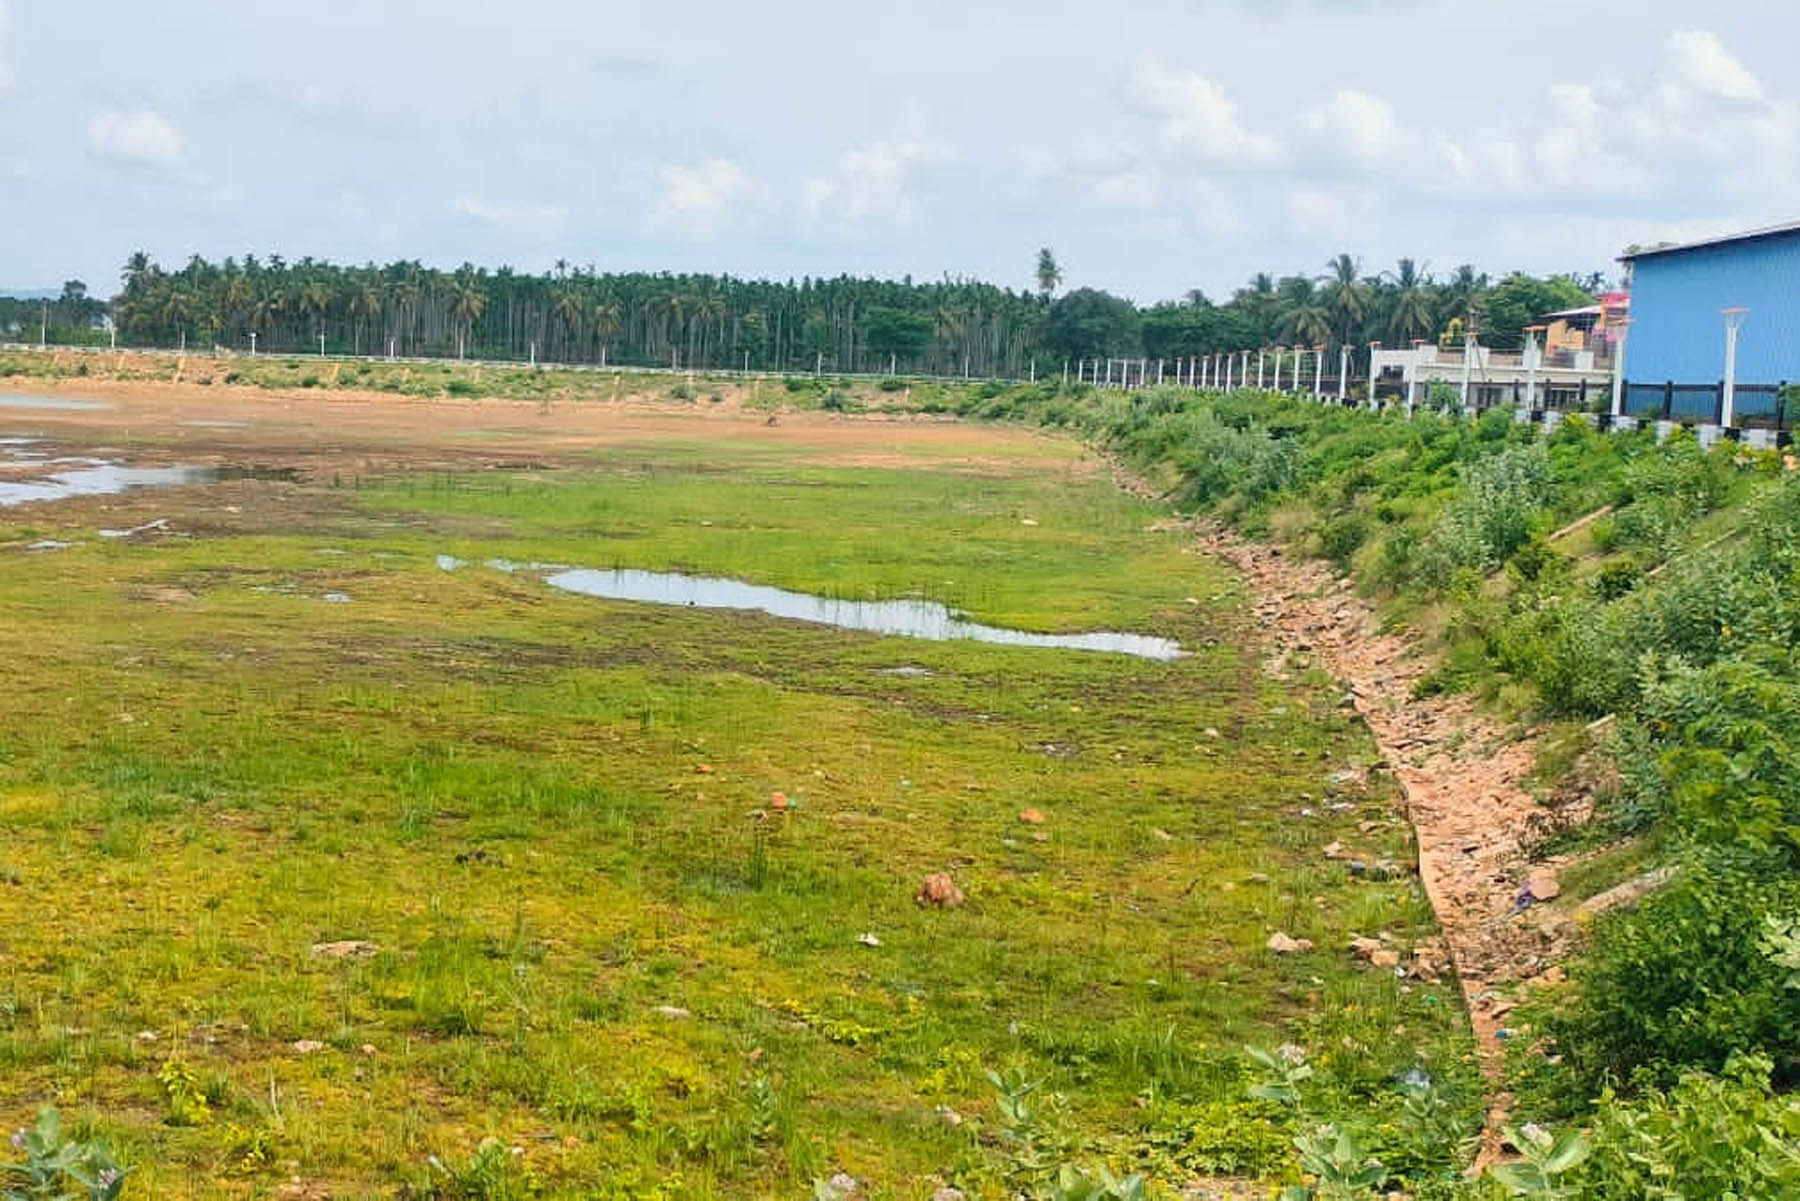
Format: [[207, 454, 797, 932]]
[[1619, 219, 1800, 262], [1541, 305, 1602, 320]]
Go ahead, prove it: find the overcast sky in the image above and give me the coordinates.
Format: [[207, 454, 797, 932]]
[[3, 0, 1797, 301]]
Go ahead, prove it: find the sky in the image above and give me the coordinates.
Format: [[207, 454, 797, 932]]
[[2, 0, 1798, 302]]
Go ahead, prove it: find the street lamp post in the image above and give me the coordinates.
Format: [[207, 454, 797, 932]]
[[1523, 325, 1546, 414], [1610, 317, 1630, 418], [1722, 307, 1748, 429]]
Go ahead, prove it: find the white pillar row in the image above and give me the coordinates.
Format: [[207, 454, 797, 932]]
[[1273, 349, 1283, 392], [1257, 351, 1266, 389], [1338, 345, 1350, 401], [1314, 348, 1324, 399]]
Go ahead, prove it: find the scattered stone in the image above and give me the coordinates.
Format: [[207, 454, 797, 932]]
[[1527, 869, 1562, 901], [135, 1030, 158, 1042], [1322, 841, 1344, 859], [1018, 808, 1046, 825], [1370, 949, 1402, 970], [1350, 937, 1384, 961], [1247, 872, 1270, 884], [652, 1005, 692, 1020], [935, 1105, 963, 1128], [856, 932, 882, 948], [1267, 932, 1313, 954], [932, 1188, 966, 1201], [1151, 827, 1174, 841], [770, 791, 791, 812], [819, 1172, 860, 1199], [695, 764, 714, 775], [1203, 727, 1221, 739], [360, 1043, 377, 1056], [311, 940, 380, 959], [292, 1039, 326, 1054], [916, 873, 965, 908]]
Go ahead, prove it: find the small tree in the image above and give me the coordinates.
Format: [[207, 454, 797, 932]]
[[1036, 248, 1063, 300]]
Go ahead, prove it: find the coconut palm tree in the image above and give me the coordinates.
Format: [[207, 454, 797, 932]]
[[1276, 276, 1332, 347], [449, 276, 486, 359], [1386, 258, 1436, 345], [593, 301, 620, 367], [1322, 254, 1366, 348]]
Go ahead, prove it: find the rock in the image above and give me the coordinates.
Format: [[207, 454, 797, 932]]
[[915, 873, 965, 908], [1350, 937, 1384, 960], [856, 932, 882, 948], [1370, 949, 1402, 970], [653, 1005, 692, 1020], [292, 1039, 326, 1054], [1018, 808, 1046, 825], [695, 764, 714, 774], [1527, 869, 1562, 901], [770, 791, 790, 812], [360, 1043, 377, 1056], [136, 1030, 158, 1042], [1322, 841, 1344, 859], [1248, 872, 1270, 884], [1267, 932, 1313, 954], [1151, 827, 1174, 841], [932, 1188, 966, 1201], [1203, 727, 1221, 739], [820, 1173, 860, 1199], [311, 939, 379, 959], [935, 1105, 963, 1127]]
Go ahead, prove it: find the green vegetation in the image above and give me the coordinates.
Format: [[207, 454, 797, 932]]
[[972, 382, 1800, 1190], [0, 411, 1473, 1195], [96, 250, 1594, 374]]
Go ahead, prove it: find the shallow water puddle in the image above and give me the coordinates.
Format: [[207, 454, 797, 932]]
[[0, 395, 113, 411], [540, 566, 1186, 661], [0, 464, 217, 507]]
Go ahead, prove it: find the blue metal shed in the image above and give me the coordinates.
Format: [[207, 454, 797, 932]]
[[1621, 222, 1800, 425]]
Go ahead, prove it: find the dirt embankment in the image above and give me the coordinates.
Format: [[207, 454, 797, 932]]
[[1197, 527, 1565, 1057]]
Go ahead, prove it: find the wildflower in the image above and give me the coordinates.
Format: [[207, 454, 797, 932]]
[[9, 1129, 23, 1150], [97, 1168, 119, 1188]]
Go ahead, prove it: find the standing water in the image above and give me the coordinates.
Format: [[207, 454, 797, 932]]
[[541, 567, 1186, 661]]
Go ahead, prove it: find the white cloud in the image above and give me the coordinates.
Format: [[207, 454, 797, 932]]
[[1128, 63, 1281, 166], [1287, 185, 1379, 236], [1433, 31, 1794, 203], [1302, 89, 1398, 163], [87, 110, 183, 166], [651, 157, 754, 236], [451, 195, 567, 238], [1092, 169, 1159, 209], [801, 139, 932, 225], [0, 0, 12, 93], [1667, 30, 1764, 103]]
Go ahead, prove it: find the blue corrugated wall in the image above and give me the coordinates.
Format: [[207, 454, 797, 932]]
[[1627, 233, 1800, 387]]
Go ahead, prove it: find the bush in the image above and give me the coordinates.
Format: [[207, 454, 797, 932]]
[[1543, 862, 1800, 1089], [444, 378, 480, 398], [1317, 513, 1369, 570]]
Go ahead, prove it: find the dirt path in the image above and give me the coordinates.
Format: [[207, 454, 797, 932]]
[[1186, 522, 1591, 1156]]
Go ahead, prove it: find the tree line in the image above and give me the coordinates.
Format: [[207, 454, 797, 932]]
[[96, 250, 1602, 375]]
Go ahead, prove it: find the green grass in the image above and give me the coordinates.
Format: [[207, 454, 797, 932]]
[[0, 429, 1472, 1196]]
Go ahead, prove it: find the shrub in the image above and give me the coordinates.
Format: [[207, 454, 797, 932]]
[[1592, 558, 1640, 601], [1543, 861, 1800, 1089], [1317, 513, 1369, 570], [445, 378, 480, 398]]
